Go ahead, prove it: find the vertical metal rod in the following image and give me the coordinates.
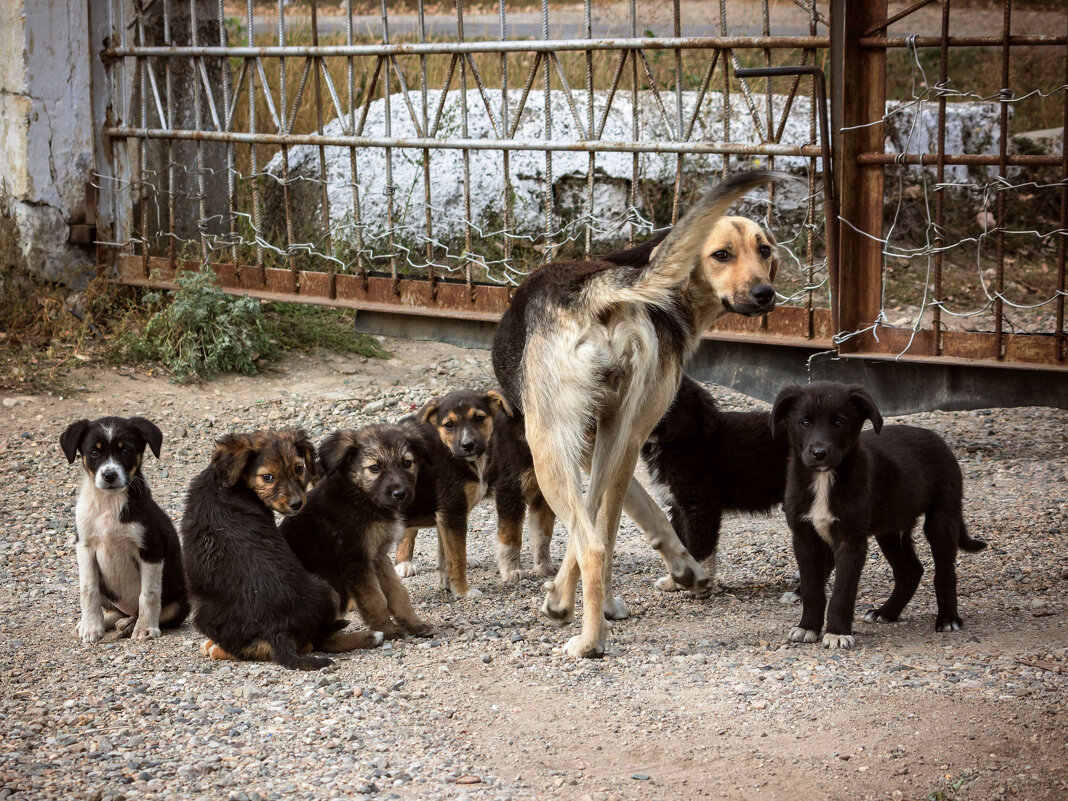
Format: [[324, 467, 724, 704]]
[[311, 0, 334, 270], [277, 0, 296, 275], [932, 0, 950, 354], [629, 0, 639, 243], [345, 0, 366, 282], [500, 0, 513, 268], [720, 0, 731, 178], [542, 0, 555, 262], [246, 0, 263, 271], [457, 0, 474, 290], [419, 0, 436, 295], [584, 0, 595, 259], [671, 0, 683, 225], [190, 0, 208, 262], [164, 0, 176, 267], [994, 0, 1010, 358], [760, 0, 772, 335], [217, 0, 237, 266], [806, 0, 817, 338], [381, 1, 397, 286], [137, 6, 149, 276], [1059, 8, 1067, 361]]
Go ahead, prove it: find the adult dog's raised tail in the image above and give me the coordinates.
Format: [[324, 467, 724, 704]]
[[586, 170, 786, 316]]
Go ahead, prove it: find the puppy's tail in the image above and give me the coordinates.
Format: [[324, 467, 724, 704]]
[[269, 634, 333, 671], [958, 522, 988, 553], [588, 170, 785, 315]]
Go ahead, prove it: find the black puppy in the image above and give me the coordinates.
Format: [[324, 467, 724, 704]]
[[641, 374, 788, 593], [181, 429, 382, 669], [772, 382, 987, 649], [282, 424, 434, 639], [60, 416, 188, 642]]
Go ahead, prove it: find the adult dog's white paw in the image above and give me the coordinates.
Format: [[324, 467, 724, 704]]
[[655, 575, 680, 593], [132, 624, 161, 641], [564, 635, 605, 659], [603, 596, 629, 620], [499, 568, 524, 584], [395, 561, 417, 578], [788, 626, 819, 643], [76, 618, 105, 644], [779, 591, 801, 605], [822, 633, 855, 650], [455, 587, 483, 600]]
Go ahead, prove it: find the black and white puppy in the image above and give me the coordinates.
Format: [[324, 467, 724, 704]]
[[772, 382, 987, 649], [60, 416, 188, 643]]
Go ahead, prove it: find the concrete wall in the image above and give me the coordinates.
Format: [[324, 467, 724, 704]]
[[1, 0, 96, 286]]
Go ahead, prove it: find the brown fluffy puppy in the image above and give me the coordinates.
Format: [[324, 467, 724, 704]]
[[282, 424, 434, 639], [181, 429, 382, 669]]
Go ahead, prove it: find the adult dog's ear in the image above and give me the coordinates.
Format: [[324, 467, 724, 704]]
[[60, 419, 90, 464], [211, 434, 256, 487], [484, 389, 514, 418], [849, 386, 883, 434], [318, 430, 359, 475], [292, 429, 320, 483], [417, 397, 443, 427], [130, 417, 164, 458], [770, 385, 801, 437]]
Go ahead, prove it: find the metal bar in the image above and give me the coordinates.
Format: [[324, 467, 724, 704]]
[[858, 152, 1064, 167], [381, 0, 396, 285], [345, 0, 367, 281], [630, 0, 638, 243], [419, 0, 435, 294], [105, 35, 832, 59], [499, 0, 512, 268], [994, 0, 1011, 359], [311, 0, 333, 264], [457, 0, 473, 291], [190, 0, 208, 262], [137, 7, 148, 275], [672, 0, 683, 224], [860, 34, 1065, 48], [584, 0, 594, 258], [1060, 8, 1068, 361], [164, 0, 175, 266], [246, 0, 263, 269], [541, 0, 554, 263], [277, 0, 295, 273], [932, 0, 950, 355], [217, 0, 237, 265]]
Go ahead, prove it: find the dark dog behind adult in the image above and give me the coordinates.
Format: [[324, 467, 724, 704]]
[[181, 429, 382, 669], [641, 374, 788, 593], [281, 424, 434, 639], [772, 382, 987, 649]]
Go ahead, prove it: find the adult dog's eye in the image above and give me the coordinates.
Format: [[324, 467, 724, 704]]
[[759, 244, 772, 258], [800, 419, 811, 429], [712, 250, 730, 262], [401, 458, 413, 469], [261, 473, 274, 483], [368, 464, 381, 474]]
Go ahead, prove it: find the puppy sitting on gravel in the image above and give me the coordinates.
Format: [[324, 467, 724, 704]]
[[772, 382, 987, 650], [281, 424, 434, 640], [181, 429, 383, 669]]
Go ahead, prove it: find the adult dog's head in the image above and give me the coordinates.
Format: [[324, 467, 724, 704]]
[[318, 423, 423, 512], [771, 382, 883, 472], [211, 429, 318, 515], [60, 416, 163, 492], [417, 389, 513, 461]]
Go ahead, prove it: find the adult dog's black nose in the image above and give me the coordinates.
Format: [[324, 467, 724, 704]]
[[751, 284, 775, 305], [810, 447, 827, 462]]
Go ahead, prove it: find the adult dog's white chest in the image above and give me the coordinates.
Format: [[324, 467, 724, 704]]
[[803, 471, 838, 546], [75, 477, 145, 615]]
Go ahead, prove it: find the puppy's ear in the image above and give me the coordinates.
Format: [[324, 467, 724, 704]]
[[484, 389, 514, 418], [292, 429, 320, 483], [130, 417, 164, 458], [406, 430, 432, 467], [418, 397, 442, 426], [770, 385, 801, 437], [211, 434, 256, 487], [60, 419, 90, 464], [849, 386, 883, 434], [318, 430, 359, 475], [763, 226, 781, 282]]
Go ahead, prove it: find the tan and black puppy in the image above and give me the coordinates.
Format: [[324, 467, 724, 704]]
[[394, 389, 511, 598], [281, 424, 434, 639], [181, 429, 383, 670]]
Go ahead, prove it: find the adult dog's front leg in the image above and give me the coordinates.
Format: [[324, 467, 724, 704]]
[[75, 542, 106, 643], [131, 560, 163, 641]]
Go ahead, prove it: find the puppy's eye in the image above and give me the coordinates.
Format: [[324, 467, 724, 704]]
[[759, 244, 772, 258], [473, 414, 486, 424], [367, 464, 381, 474], [712, 250, 730, 262], [443, 421, 455, 431], [261, 473, 274, 483], [89, 449, 99, 458], [833, 418, 844, 428], [294, 463, 304, 475], [121, 447, 133, 456], [401, 458, 413, 469], [800, 419, 811, 429]]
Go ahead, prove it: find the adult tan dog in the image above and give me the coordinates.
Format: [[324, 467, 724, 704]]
[[491, 171, 783, 658]]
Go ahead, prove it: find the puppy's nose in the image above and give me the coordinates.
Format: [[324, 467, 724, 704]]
[[288, 498, 304, 512], [810, 447, 827, 462], [751, 284, 775, 305], [391, 487, 409, 500], [101, 469, 118, 483], [460, 439, 475, 452]]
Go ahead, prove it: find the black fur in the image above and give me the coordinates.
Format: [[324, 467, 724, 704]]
[[640, 375, 787, 569], [772, 382, 987, 646]]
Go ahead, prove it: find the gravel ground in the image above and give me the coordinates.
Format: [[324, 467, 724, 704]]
[[1, 337, 1066, 801]]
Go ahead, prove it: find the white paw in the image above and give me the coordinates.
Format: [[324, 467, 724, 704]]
[[132, 624, 161, 641], [655, 575, 680, 593], [862, 610, 889, 624], [563, 635, 605, 659], [779, 591, 801, 605], [372, 631, 385, 645], [822, 633, 855, 650], [76, 618, 106, 643], [603, 596, 629, 620], [395, 561, 417, 578], [499, 568, 524, 584], [455, 587, 483, 600], [788, 626, 819, 644]]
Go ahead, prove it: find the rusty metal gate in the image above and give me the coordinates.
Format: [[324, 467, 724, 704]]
[[87, 0, 1067, 410]]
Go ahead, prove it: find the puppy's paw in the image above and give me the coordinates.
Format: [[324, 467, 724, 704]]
[[201, 640, 236, 660], [454, 587, 483, 600], [822, 633, 855, 650], [779, 591, 801, 605], [530, 560, 556, 578], [936, 615, 963, 632], [655, 575, 680, 593], [404, 620, 434, 638], [132, 623, 161, 641], [75, 618, 106, 644], [372, 631, 385, 646], [863, 609, 894, 624], [563, 635, 605, 660], [788, 626, 819, 644], [114, 616, 137, 636], [603, 596, 629, 621], [395, 561, 418, 578]]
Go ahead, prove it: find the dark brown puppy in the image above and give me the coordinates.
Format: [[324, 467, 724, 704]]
[[394, 389, 511, 598], [641, 374, 788, 593], [281, 424, 434, 639], [181, 429, 382, 669], [772, 382, 987, 650]]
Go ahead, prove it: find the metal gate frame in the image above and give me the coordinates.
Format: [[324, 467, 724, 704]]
[[89, 0, 1068, 412]]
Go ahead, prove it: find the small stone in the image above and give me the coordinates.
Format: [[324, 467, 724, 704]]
[[631, 773, 651, 781]]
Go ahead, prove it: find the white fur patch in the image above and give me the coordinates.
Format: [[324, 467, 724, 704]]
[[822, 633, 855, 650], [395, 560, 417, 578], [803, 470, 837, 546], [75, 476, 145, 618], [788, 626, 819, 643]]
